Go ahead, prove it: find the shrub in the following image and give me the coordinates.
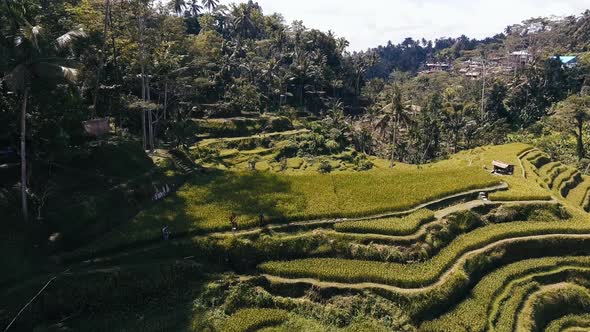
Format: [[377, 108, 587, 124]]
[[317, 159, 332, 174], [193, 146, 220, 164], [353, 155, 374, 171], [275, 141, 299, 160], [267, 117, 293, 132]]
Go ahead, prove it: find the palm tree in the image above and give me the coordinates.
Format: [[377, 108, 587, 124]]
[[375, 84, 413, 167], [231, 3, 257, 41], [172, 0, 186, 15], [336, 37, 349, 54], [189, 0, 202, 17], [442, 87, 469, 153], [201, 0, 218, 13], [554, 90, 590, 160], [2, 18, 85, 221]]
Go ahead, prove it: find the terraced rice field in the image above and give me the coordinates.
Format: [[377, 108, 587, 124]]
[[523, 148, 590, 211], [44, 144, 590, 332], [228, 145, 590, 331]]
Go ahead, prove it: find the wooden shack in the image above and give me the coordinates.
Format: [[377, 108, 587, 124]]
[[492, 160, 515, 175], [82, 118, 110, 136]]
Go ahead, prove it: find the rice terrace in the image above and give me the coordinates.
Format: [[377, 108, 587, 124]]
[[2, 0, 590, 331]]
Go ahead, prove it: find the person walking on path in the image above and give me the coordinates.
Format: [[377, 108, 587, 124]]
[[230, 213, 238, 231], [162, 226, 171, 240], [258, 213, 265, 227]]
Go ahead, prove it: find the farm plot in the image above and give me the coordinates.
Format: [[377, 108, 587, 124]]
[[259, 217, 590, 288], [54, 144, 590, 332], [82, 159, 499, 254]]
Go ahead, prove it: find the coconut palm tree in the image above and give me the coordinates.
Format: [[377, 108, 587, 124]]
[[2, 17, 85, 221], [375, 84, 413, 167], [231, 3, 257, 41], [553, 89, 590, 160], [201, 0, 218, 13]]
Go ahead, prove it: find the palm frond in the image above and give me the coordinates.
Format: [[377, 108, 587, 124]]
[[32, 62, 79, 85], [56, 25, 87, 49], [172, 0, 186, 14], [60, 66, 79, 83], [16, 23, 43, 50]]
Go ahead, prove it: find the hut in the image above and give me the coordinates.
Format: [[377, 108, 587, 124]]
[[82, 118, 111, 136], [492, 160, 515, 175]]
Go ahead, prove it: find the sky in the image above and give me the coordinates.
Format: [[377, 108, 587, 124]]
[[217, 0, 589, 51]]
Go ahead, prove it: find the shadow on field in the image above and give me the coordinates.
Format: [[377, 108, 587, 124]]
[[202, 169, 305, 223], [3, 261, 209, 332]]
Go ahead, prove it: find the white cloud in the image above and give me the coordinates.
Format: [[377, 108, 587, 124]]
[[217, 0, 589, 51]]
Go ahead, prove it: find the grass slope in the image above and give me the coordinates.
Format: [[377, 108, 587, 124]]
[[334, 210, 435, 236], [222, 308, 290, 332], [84, 158, 499, 254]]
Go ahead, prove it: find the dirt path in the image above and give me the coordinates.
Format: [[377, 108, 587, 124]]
[[66, 183, 510, 265], [260, 233, 590, 295], [333, 199, 559, 244], [80, 198, 558, 267], [211, 183, 511, 236]]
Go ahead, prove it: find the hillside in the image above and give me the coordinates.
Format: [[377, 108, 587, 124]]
[[2, 1, 590, 331], [3, 136, 590, 331]]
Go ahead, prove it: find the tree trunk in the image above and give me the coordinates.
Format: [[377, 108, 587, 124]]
[[110, 4, 119, 83], [390, 118, 398, 168], [20, 89, 29, 221], [92, 0, 111, 116], [147, 76, 154, 152], [163, 79, 168, 121], [577, 119, 585, 160], [138, 14, 147, 151]]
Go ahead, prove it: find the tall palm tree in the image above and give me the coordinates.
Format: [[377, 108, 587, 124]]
[[2, 18, 85, 221], [231, 3, 257, 41], [442, 87, 469, 153], [201, 0, 218, 13], [375, 84, 413, 167]]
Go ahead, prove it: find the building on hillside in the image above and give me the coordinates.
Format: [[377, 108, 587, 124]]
[[550, 55, 578, 68], [509, 50, 532, 69], [419, 62, 452, 74], [426, 63, 451, 72]]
